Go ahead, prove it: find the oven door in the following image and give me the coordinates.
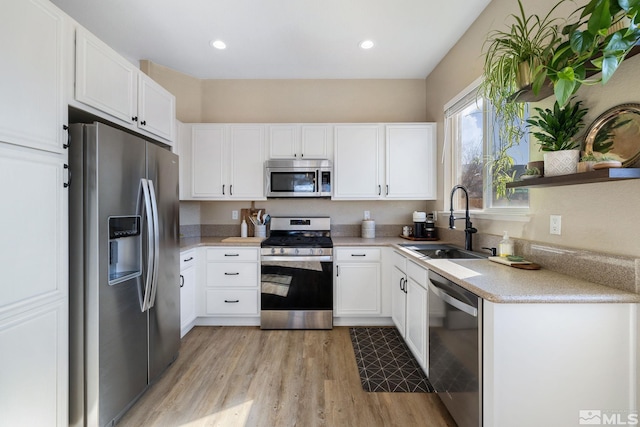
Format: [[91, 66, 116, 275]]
[[260, 255, 333, 329]]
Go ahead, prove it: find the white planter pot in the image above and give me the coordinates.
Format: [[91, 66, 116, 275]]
[[543, 150, 580, 176]]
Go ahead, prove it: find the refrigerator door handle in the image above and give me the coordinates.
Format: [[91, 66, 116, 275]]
[[147, 179, 161, 308], [141, 178, 155, 312]]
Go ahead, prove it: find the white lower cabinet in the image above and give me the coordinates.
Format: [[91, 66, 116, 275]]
[[198, 247, 260, 320], [179, 249, 197, 337], [334, 248, 381, 316], [391, 251, 428, 372], [405, 261, 428, 372], [391, 251, 408, 335]]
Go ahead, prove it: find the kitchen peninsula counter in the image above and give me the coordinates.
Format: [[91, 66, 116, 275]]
[[418, 257, 640, 304]]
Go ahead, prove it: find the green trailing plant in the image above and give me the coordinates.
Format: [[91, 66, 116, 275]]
[[527, 98, 589, 151], [523, 166, 541, 175], [542, 0, 640, 107], [481, 0, 565, 198]]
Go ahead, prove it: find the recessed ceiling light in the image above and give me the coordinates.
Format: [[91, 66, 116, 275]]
[[359, 40, 375, 50], [210, 40, 226, 50]]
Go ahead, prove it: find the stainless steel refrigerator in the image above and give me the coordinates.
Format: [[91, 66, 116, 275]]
[[68, 122, 180, 427]]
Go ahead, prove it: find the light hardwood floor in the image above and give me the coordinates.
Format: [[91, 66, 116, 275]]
[[118, 326, 456, 427]]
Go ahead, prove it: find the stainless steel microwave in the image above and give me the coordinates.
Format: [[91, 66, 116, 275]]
[[265, 159, 332, 198]]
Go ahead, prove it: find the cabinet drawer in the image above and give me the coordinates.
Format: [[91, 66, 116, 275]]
[[335, 248, 381, 262], [206, 247, 258, 262], [180, 250, 196, 270], [206, 262, 258, 287], [205, 289, 258, 315], [392, 250, 407, 271], [407, 260, 428, 287]]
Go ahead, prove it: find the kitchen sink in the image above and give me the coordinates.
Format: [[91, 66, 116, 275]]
[[399, 243, 487, 259]]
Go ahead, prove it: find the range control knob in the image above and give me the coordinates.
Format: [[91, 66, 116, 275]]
[[316, 248, 323, 256], [271, 248, 276, 255], [295, 248, 300, 255], [280, 248, 285, 255]]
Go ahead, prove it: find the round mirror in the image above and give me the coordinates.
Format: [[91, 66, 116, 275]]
[[584, 103, 640, 166]]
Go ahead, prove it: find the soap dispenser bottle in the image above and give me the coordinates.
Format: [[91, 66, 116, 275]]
[[499, 231, 513, 257]]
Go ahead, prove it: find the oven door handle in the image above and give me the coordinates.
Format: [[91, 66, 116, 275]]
[[428, 281, 477, 317], [261, 255, 333, 262]]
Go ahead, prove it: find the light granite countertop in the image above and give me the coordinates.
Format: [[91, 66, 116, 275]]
[[408, 256, 640, 304], [180, 236, 640, 304]]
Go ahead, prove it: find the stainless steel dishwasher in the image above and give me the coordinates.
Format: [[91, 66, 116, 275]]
[[428, 270, 482, 427]]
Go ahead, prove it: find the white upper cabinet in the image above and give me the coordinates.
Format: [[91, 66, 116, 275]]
[[75, 27, 137, 125], [386, 124, 436, 200], [188, 124, 265, 200], [137, 73, 176, 141], [268, 124, 332, 159], [74, 27, 175, 143], [0, 0, 66, 153], [333, 124, 383, 199], [333, 123, 436, 200]]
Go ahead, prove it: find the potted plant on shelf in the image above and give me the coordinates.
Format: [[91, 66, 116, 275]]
[[526, 98, 589, 176], [481, 0, 564, 197], [578, 151, 598, 172], [543, 0, 640, 107]]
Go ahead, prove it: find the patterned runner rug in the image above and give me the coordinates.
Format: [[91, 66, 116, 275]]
[[349, 327, 434, 393]]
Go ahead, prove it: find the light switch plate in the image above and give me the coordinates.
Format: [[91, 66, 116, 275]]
[[550, 215, 561, 235]]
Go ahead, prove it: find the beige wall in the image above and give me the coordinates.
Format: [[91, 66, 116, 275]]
[[201, 79, 427, 123], [424, 0, 640, 257]]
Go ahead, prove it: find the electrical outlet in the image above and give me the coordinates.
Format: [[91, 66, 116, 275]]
[[550, 215, 561, 235], [232, 210, 238, 220], [364, 211, 371, 220]]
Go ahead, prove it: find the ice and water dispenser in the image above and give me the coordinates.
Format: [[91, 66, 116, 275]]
[[108, 216, 142, 284]]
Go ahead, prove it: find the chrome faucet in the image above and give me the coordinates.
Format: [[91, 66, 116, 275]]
[[449, 185, 477, 251]]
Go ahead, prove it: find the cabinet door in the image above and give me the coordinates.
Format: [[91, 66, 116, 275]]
[[179, 251, 196, 337], [0, 299, 67, 427], [228, 125, 265, 200], [137, 73, 176, 142], [335, 263, 381, 316], [0, 144, 68, 426], [191, 125, 226, 198], [75, 27, 137, 125], [0, 145, 68, 310], [301, 125, 331, 159], [0, 0, 66, 153], [268, 125, 299, 159], [333, 125, 382, 199], [385, 124, 437, 199], [391, 266, 407, 336], [405, 278, 428, 371]]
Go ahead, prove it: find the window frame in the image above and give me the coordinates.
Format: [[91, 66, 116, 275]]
[[442, 77, 531, 220]]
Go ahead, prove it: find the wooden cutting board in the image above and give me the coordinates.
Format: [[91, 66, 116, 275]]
[[221, 237, 265, 243], [489, 256, 541, 270]]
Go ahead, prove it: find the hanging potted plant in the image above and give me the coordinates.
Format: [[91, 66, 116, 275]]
[[526, 98, 589, 176], [542, 0, 640, 107], [481, 0, 565, 196]]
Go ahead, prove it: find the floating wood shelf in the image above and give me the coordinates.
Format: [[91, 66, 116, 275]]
[[509, 45, 640, 103], [506, 168, 640, 188]]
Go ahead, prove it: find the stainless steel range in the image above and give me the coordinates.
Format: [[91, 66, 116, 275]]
[[260, 217, 333, 329]]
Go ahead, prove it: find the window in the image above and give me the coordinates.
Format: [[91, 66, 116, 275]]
[[444, 79, 529, 213]]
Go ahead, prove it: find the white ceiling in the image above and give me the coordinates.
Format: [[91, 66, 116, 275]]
[[51, 0, 491, 80]]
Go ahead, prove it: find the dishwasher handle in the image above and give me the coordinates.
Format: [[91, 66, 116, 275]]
[[428, 281, 478, 317]]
